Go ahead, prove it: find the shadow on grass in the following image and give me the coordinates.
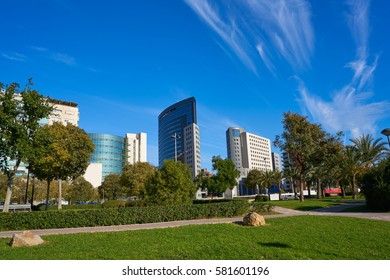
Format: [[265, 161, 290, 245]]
[[258, 242, 291, 248]]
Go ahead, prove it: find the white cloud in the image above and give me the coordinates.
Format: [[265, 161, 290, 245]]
[[298, 0, 389, 138], [1, 52, 26, 62], [51, 52, 77, 66], [185, 0, 314, 75]]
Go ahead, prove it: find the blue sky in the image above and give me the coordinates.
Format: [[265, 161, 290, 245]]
[[1, 0, 389, 170]]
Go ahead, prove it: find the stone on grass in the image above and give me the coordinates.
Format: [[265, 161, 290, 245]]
[[243, 212, 266, 226], [10, 231, 45, 247]]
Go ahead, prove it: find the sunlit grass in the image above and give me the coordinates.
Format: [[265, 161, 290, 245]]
[[1, 216, 389, 260]]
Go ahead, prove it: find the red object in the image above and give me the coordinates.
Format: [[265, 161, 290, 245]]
[[325, 189, 341, 194]]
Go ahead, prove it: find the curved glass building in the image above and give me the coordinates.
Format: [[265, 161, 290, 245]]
[[158, 97, 201, 178], [88, 133, 125, 179]]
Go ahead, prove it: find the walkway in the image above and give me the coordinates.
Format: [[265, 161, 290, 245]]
[[1, 202, 389, 238]]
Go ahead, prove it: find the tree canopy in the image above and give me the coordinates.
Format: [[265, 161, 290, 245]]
[[99, 173, 125, 201], [206, 156, 240, 195], [0, 80, 52, 212], [120, 162, 156, 198]]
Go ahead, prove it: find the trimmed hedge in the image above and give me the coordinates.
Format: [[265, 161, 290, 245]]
[[0, 200, 249, 231], [254, 195, 269, 202]]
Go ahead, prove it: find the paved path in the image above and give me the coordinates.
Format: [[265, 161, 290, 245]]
[[1, 202, 389, 238]]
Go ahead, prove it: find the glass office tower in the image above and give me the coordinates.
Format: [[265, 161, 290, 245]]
[[158, 97, 200, 174]]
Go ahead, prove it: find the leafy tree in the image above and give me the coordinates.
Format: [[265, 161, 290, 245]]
[[342, 145, 365, 199], [194, 169, 212, 192], [244, 169, 262, 193], [271, 170, 284, 200], [66, 177, 96, 203], [274, 112, 327, 202], [146, 160, 195, 205], [120, 162, 156, 198], [207, 156, 240, 195], [0, 173, 7, 200], [30, 122, 94, 210], [99, 173, 125, 200], [0, 80, 52, 212], [284, 166, 300, 199], [259, 170, 274, 200]]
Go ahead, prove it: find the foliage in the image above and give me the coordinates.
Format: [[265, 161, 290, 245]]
[[146, 160, 196, 205], [360, 157, 390, 211], [66, 177, 96, 203], [250, 201, 274, 213], [351, 134, 388, 167], [0, 80, 52, 212], [245, 169, 262, 191], [274, 112, 330, 202], [207, 156, 240, 195], [30, 122, 94, 181], [98, 174, 125, 200], [0, 200, 249, 231], [121, 162, 156, 198], [254, 195, 269, 202], [102, 200, 127, 208]]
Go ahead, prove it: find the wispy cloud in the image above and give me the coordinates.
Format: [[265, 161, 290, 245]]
[[184, 0, 314, 75], [1, 52, 27, 62], [51, 52, 77, 66], [298, 0, 389, 138]]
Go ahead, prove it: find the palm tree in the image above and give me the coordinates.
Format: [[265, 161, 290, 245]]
[[284, 167, 300, 199], [259, 170, 274, 200], [271, 170, 283, 200], [343, 146, 364, 199], [351, 134, 388, 168]]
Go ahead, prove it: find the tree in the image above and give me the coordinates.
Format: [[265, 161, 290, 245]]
[[30, 122, 94, 210], [146, 160, 195, 205], [244, 169, 262, 193], [284, 166, 300, 199], [271, 170, 284, 200], [0, 80, 52, 212], [66, 177, 96, 203], [274, 112, 327, 202], [259, 170, 274, 200], [207, 156, 240, 195], [351, 134, 388, 168], [120, 162, 156, 199], [343, 145, 365, 199], [99, 173, 125, 201]]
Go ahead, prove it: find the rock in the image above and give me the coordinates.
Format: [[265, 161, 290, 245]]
[[10, 231, 45, 247], [243, 212, 266, 226]]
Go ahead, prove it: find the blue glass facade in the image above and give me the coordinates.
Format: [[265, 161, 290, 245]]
[[158, 97, 197, 167], [88, 133, 124, 180]]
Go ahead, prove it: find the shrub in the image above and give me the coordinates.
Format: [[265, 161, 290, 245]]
[[254, 195, 269, 202], [250, 202, 274, 213], [102, 200, 126, 208], [0, 200, 250, 231], [360, 157, 390, 211]]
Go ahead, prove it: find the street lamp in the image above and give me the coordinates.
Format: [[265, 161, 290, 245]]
[[171, 133, 181, 162], [381, 128, 390, 147]]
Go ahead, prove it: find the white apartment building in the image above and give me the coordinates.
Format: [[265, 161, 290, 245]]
[[226, 127, 273, 197], [183, 123, 201, 178], [40, 99, 79, 126], [125, 132, 147, 165]]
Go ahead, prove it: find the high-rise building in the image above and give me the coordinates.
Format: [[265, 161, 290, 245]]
[[158, 97, 201, 178], [271, 152, 281, 171], [40, 98, 79, 126], [87, 132, 147, 183], [125, 133, 147, 165], [226, 127, 273, 196]]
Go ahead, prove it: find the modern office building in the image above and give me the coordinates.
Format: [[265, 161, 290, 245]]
[[88, 133, 125, 180], [226, 127, 273, 196], [87, 132, 148, 184], [158, 97, 201, 178], [271, 152, 281, 171]]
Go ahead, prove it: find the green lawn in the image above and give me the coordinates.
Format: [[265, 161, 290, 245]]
[[269, 197, 363, 211], [1, 216, 389, 260]]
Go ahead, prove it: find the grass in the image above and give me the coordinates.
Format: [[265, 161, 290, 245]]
[[1, 215, 389, 260], [269, 197, 363, 211]]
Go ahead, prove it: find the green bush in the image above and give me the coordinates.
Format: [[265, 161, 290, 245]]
[[33, 203, 102, 211], [254, 195, 269, 202], [0, 200, 250, 231], [360, 157, 390, 211], [251, 202, 274, 213], [102, 200, 126, 208], [193, 199, 233, 204]]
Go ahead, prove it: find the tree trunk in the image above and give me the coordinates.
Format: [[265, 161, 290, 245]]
[[307, 181, 311, 197], [351, 175, 357, 200], [58, 179, 62, 210], [317, 178, 322, 199], [2, 160, 20, 213], [30, 176, 35, 208], [300, 174, 305, 202], [24, 168, 30, 204], [278, 182, 282, 200], [45, 179, 51, 211]]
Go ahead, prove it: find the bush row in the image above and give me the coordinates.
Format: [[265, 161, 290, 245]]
[[0, 200, 250, 231]]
